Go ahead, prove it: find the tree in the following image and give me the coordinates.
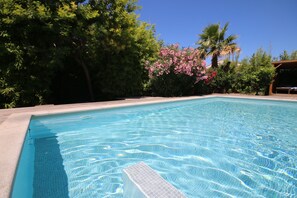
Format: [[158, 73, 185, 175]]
[[235, 49, 275, 95], [0, 0, 160, 108], [89, 0, 159, 99], [290, 50, 297, 60], [279, 50, 290, 60], [53, 1, 102, 101], [278, 50, 297, 60], [0, 0, 60, 107], [197, 23, 239, 68]]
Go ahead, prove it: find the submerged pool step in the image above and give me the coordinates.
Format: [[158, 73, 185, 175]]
[[123, 162, 186, 198]]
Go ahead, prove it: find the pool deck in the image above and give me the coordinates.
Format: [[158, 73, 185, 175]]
[[1, 94, 297, 197]]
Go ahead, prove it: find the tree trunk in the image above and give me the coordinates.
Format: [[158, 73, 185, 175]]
[[75, 53, 95, 102], [211, 55, 218, 68]]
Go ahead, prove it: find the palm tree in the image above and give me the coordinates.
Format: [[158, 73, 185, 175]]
[[197, 23, 239, 68]]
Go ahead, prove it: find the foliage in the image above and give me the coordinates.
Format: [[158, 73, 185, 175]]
[[92, 3, 160, 99], [0, 0, 159, 108], [146, 44, 207, 96], [0, 0, 59, 108], [278, 50, 297, 60], [193, 80, 213, 95], [279, 50, 290, 60], [197, 23, 239, 68], [234, 49, 275, 95], [208, 60, 236, 93], [291, 51, 297, 60]]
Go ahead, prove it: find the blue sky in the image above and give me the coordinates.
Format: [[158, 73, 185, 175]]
[[136, 0, 297, 60]]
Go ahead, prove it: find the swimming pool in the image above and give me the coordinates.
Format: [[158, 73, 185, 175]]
[[12, 97, 297, 197]]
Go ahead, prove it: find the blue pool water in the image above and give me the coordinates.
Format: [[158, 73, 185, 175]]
[[12, 97, 297, 197]]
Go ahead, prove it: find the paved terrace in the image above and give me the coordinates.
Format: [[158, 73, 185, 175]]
[[1, 94, 297, 198]]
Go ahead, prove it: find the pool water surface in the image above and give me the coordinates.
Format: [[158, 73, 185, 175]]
[[12, 97, 297, 197]]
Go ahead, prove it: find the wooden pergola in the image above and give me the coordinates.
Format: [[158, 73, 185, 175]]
[[269, 60, 297, 95]]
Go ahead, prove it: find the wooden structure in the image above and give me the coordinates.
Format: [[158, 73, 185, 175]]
[[269, 60, 297, 95]]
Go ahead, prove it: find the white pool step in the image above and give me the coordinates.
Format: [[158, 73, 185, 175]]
[[123, 162, 186, 198]]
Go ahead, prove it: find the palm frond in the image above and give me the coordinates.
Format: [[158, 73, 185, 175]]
[[197, 22, 239, 67]]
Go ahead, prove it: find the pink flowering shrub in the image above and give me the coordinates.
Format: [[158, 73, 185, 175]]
[[145, 44, 208, 96], [146, 44, 207, 82]]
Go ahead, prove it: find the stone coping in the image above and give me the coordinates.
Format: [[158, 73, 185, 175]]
[[1, 94, 297, 198]]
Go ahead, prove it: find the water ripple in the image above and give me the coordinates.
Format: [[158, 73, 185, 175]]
[[26, 98, 297, 197]]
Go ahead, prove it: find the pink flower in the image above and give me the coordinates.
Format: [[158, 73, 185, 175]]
[[145, 45, 207, 83]]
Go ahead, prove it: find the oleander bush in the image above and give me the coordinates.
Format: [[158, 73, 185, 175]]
[[145, 44, 208, 96]]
